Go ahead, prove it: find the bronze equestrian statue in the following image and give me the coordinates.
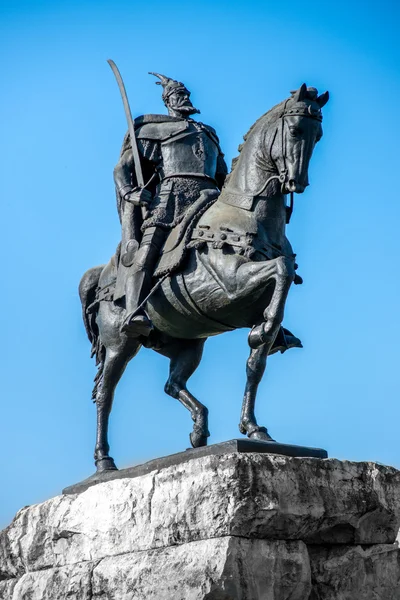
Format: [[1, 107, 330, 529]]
[[80, 65, 329, 472]]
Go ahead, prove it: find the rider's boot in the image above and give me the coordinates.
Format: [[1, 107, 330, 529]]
[[121, 269, 154, 337], [120, 226, 166, 338]]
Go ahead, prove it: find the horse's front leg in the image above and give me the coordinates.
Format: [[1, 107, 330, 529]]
[[239, 344, 274, 441], [239, 255, 294, 441]]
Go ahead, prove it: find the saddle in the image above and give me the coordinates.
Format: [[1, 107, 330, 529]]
[[153, 189, 219, 278], [111, 189, 218, 302]]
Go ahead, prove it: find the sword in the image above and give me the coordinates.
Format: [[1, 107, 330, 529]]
[[107, 59, 144, 188]]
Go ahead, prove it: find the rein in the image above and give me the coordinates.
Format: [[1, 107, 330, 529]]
[[278, 101, 294, 224]]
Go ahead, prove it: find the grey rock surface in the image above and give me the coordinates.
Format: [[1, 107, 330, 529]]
[[309, 543, 400, 600], [1, 453, 400, 599], [92, 538, 310, 600], [0, 538, 310, 600], [0, 580, 17, 598], [0, 562, 93, 600]]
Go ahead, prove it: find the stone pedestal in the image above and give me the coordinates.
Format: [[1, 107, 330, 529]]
[[1, 452, 400, 599]]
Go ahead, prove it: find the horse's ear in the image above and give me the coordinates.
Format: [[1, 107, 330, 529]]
[[292, 83, 307, 102], [317, 91, 329, 107]]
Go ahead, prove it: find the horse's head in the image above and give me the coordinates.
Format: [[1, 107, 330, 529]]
[[270, 84, 329, 194]]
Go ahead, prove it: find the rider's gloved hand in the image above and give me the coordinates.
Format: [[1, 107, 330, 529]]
[[124, 187, 152, 207]]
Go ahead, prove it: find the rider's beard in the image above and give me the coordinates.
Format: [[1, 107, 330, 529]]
[[176, 104, 200, 116]]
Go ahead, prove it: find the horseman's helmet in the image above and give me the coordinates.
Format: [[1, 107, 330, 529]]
[[149, 72, 191, 103]]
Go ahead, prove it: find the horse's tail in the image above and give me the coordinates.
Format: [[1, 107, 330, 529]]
[[79, 265, 106, 400]]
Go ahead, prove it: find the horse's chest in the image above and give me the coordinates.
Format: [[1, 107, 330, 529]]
[[256, 219, 286, 255], [251, 198, 287, 255], [192, 200, 289, 261]]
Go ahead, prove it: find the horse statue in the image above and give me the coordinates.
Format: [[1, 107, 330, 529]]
[[80, 83, 329, 472]]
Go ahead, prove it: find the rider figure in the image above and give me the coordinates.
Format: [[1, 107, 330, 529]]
[[113, 73, 228, 337]]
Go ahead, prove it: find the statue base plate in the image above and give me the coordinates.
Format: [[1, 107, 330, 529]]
[[63, 438, 328, 495]]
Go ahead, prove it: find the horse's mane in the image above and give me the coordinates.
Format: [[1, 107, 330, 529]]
[[229, 98, 288, 173]]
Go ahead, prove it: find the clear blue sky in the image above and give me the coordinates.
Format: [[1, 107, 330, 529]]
[[1, 0, 399, 528]]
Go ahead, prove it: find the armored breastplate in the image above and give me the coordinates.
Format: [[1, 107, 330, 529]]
[[159, 123, 219, 180]]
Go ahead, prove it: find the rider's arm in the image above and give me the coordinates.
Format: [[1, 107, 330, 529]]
[[114, 149, 135, 198], [113, 146, 153, 208]]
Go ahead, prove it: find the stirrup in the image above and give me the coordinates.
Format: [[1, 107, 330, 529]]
[[121, 312, 153, 337]]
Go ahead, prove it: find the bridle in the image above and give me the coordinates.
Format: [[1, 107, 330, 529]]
[[258, 98, 323, 224]]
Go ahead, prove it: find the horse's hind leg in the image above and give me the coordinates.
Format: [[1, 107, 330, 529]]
[[162, 339, 209, 448], [94, 343, 139, 471]]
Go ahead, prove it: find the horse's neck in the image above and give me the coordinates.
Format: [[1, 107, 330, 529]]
[[230, 157, 288, 244], [226, 123, 273, 197], [220, 118, 288, 244], [227, 143, 287, 237]]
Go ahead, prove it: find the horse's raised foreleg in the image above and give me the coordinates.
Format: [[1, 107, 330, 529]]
[[239, 344, 275, 441], [247, 256, 295, 349], [162, 339, 209, 448], [94, 344, 138, 471]]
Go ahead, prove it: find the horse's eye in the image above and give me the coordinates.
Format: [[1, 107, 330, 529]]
[[289, 126, 302, 137]]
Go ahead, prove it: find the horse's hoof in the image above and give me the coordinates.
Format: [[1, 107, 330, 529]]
[[95, 457, 118, 472], [248, 325, 264, 349], [248, 427, 275, 442], [248, 325, 275, 350], [190, 429, 209, 448]]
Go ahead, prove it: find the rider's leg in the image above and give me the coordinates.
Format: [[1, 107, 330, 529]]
[[121, 226, 167, 337]]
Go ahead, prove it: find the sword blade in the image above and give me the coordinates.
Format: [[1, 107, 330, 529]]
[[107, 59, 144, 188]]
